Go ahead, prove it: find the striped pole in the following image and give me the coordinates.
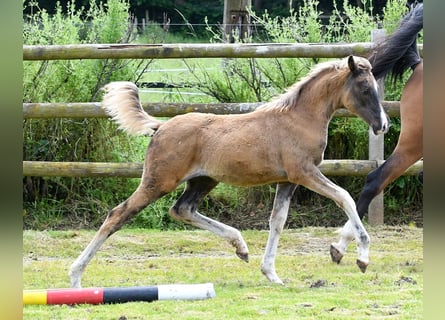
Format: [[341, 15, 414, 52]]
[[23, 283, 215, 305]]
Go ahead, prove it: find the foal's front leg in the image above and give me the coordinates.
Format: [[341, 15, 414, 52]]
[[329, 219, 355, 265], [261, 183, 297, 284], [299, 169, 370, 272]]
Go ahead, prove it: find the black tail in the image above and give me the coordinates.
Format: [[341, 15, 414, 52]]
[[368, 3, 423, 84]]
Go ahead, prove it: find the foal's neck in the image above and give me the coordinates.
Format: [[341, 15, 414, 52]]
[[291, 74, 344, 123], [258, 66, 347, 125]]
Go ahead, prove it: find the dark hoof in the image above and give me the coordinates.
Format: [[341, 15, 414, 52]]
[[356, 259, 368, 273], [237, 251, 249, 263], [330, 245, 343, 264]]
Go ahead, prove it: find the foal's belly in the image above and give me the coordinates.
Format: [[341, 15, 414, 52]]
[[201, 158, 289, 187]]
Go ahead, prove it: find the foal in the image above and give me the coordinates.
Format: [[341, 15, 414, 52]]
[[69, 56, 388, 287]]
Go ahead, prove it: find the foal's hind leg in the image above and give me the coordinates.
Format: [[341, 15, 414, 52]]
[[296, 169, 370, 272], [69, 184, 166, 288], [169, 176, 249, 262], [261, 183, 297, 284]]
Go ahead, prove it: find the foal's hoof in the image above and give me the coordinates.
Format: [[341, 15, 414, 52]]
[[236, 251, 249, 263], [356, 260, 368, 273], [330, 245, 343, 264], [262, 272, 284, 285]]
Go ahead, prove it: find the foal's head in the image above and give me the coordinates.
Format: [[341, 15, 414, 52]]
[[341, 55, 389, 135]]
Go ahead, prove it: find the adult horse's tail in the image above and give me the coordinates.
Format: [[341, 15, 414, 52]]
[[102, 81, 163, 136], [369, 3, 423, 84]]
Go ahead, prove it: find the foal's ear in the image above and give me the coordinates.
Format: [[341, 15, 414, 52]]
[[347, 55, 357, 74]]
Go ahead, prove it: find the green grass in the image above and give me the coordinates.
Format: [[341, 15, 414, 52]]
[[138, 58, 220, 104], [23, 226, 422, 319]]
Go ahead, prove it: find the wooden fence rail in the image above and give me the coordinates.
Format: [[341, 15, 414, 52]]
[[23, 160, 423, 178], [23, 101, 401, 119], [23, 41, 423, 225], [23, 43, 423, 61]]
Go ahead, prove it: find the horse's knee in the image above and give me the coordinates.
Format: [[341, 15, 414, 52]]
[[357, 169, 384, 216], [364, 169, 381, 192]]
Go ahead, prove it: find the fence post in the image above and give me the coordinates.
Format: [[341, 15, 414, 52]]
[[223, 0, 251, 43], [368, 28, 386, 226]]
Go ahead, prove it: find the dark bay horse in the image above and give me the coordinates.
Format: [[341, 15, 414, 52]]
[[69, 56, 389, 287], [357, 3, 423, 219]]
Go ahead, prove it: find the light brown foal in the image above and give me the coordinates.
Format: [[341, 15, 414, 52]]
[[69, 56, 388, 287]]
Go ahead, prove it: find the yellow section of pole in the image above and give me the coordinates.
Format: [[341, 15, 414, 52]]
[[23, 290, 47, 305]]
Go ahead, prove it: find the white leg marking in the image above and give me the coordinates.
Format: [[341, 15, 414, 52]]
[[332, 187, 370, 265], [331, 220, 355, 257], [261, 184, 296, 284], [302, 170, 370, 269], [170, 206, 249, 261], [69, 234, 108, 288]]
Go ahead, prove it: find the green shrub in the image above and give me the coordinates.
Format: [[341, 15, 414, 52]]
[[23, 0, 154, 229], [23, 0, 423, 230]]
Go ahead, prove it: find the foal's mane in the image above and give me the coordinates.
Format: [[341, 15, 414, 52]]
[[257, 59, 350, 113]]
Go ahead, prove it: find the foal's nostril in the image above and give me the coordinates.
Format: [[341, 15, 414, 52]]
[[381, 113, 390, 133]]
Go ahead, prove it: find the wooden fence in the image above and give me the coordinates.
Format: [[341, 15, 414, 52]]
[[23, 42, 423, 224]]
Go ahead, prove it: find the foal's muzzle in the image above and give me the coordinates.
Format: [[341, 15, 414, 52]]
[[372, 110, 390, 135]]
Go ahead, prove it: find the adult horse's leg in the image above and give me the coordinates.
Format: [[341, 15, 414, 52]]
[[357, 64, 423, 219], [169, 176, 250, 262], [261, 182, 297, 284], [69, 183, 167, 288], [356, 149, 422, 218], [296, 169, 370, 272]]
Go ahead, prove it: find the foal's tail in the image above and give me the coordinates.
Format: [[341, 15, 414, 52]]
[[368, 3, 423, 84], [102, 81, 163, 136]]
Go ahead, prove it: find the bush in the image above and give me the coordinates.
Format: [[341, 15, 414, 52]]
[[23, 0, 153, 229], [23, 0, 422, 230]]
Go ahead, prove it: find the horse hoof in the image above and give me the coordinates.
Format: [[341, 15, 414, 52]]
[[267, 276, 284, 285], [237, 251, 249, 263], [330, 245, 343, 264], [261, 268, 284, 285], [356, 259, 368, 273]]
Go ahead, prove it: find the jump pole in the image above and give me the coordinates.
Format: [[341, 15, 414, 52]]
[[24, 283, 215, 305]]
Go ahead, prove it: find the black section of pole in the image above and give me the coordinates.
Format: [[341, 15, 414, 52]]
[[102, 286, 158, 304]]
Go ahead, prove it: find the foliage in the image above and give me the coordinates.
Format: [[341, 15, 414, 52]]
[[23, 0, 154, 229], [23, 0, 423, 231]]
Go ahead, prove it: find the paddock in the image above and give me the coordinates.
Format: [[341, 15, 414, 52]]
[[23, 226, 423, 318]]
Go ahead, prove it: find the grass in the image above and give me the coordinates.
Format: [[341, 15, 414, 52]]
[[138, 58, 220, 104], [23, 226, 422, 319]]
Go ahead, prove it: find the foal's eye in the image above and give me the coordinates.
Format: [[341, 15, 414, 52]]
[[362, 88, 371, 95]]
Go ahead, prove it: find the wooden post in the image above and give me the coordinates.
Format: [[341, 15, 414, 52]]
[[368, 28, 386, 226], [223, 0, 251, 43]]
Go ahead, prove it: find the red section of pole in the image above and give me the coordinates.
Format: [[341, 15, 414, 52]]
[[46, 288, 104, 305]]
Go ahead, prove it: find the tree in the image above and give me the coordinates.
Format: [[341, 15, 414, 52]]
[[24, 0, 399, 28]]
